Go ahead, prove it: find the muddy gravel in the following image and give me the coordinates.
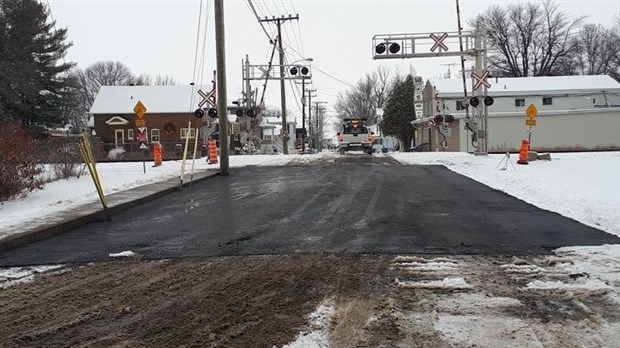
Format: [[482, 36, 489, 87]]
[[1, 253, 619, 347]]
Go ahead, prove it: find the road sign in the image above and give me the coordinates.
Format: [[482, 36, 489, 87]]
[[139, 143, 149, 150], [135, 119, 146, 127], [430, 33, 448, 52], [526, 104, 538, 119], [472, 70, 491, 90], [136, 127, 148, 147], [525, 119, 537, 126], [133, 101, 147, 118], [198, 89, 216, 108]]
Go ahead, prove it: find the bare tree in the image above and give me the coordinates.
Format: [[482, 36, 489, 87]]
[[153, 74, 177, 86], [334, 67, 393, 124], [470, 0, 584, 77], [571, 24, 617, 76]]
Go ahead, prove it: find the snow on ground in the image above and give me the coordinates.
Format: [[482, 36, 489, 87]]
[[108, 251, 136, 258], [0, 265, 64, 289], [282, 300, 334, 348]]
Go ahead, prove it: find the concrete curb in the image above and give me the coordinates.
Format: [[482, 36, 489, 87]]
[[0, 171, 220, 252]]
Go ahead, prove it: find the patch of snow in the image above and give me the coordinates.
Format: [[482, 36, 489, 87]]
[[525, 279, 611, 292], [396, 277, 472, 290], [0, 265, 64, 289], [282, 300, 334, 348], [108, 251, 135, 258], [436, 314, 544, 348]]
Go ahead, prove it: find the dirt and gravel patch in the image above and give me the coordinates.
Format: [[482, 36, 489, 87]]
[[1, 253, 618, 347]]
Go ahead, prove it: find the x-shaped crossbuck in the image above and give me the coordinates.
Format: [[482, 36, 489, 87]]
[[430, 33, 449, 52], [471, 70, 491, 90], [198, 89, 216, 108]]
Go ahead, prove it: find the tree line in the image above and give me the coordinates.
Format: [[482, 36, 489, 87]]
[[0, 0, 176, 131]]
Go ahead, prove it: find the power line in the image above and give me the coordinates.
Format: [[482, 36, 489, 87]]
[[246, 0, 274, 43], [285, 44, 355, 88]]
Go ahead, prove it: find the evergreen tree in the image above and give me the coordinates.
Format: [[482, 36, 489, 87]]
[[0, 0, 75, 127], [381, 75, 416, 150]]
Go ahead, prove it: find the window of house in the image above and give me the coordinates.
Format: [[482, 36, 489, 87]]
[[456, 101, 465, 110], [180, 128, 196, 139], [543, 97, 553, 105], [127, 129, 134, 140], [515, 99, 525, 107], [151, 129, 160, 143]]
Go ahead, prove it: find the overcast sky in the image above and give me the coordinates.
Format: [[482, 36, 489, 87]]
[[48, 0, 619, 124]]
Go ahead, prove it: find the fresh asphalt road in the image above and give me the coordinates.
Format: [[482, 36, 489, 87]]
[[1, 155, 618, 266]]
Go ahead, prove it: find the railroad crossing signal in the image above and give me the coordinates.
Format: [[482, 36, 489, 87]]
[[430, 33, 448, 52], [472, 70, 491, 90], [197, 89, 216, 108]]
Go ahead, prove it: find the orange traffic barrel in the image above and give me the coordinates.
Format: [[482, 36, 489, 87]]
[[208, 139, 218, 164], [153, 143, 162, 166], [517, 140, 529, 165]]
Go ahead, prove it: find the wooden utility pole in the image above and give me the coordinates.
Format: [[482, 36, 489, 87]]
[[215, 0, 229, 174], [260, 15, 299, 154]]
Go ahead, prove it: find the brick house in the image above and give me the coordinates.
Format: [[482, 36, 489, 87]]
[[90, 85, 224, 160]]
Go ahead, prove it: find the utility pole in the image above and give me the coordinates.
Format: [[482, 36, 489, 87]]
[[301, 77, 306, 153], [215, 0, 229, 174], [305, 88, 317, 149], [261, 15, 299, 154], [314, 101, 327, 151]]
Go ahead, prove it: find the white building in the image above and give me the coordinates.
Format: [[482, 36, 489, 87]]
[[421, 75, 620, 152]]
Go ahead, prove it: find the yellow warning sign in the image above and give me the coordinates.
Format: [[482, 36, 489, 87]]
[[525, 104, 538, 119], [135, 119, 146, 127], [525, 119, 537, 126], [133, 101, 147, 118]]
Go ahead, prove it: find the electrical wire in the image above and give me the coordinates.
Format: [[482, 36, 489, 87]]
[[286, 44, 354, 88], [188, 0, 204, 116], [246, 0, 274, 43], [197, 0, 212, 88]]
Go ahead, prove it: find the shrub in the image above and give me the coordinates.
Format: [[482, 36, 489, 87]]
[[0, 122, 45, 201]]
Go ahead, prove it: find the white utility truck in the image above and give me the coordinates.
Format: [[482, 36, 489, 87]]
[[337, 118, 373, 154]]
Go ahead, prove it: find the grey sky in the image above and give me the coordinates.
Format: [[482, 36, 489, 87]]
[[49, 0, 619, 123]]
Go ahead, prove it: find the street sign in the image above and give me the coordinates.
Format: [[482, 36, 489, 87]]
[[139, 143, 149, 150], [525, 119, 537, 126], [136, 127, 148, 148], [526, 104, 538, 119], [197, 89, 216, 108], [133, 101, 147, 118], [135, 119, 146, 127], [430, 33, 448, 52], [472, 70, 491, 90]]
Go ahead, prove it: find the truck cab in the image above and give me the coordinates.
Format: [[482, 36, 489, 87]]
[[337, 118, 373, 154]]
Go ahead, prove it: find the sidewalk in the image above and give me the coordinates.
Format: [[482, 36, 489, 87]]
[[0, 170, 219, 252]]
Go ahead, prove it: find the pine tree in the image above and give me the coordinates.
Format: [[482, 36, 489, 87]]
[[0, 0, 75, 127], [381, 75, 417, 150]]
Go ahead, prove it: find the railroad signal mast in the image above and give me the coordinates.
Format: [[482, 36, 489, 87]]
[[372, 28, 491, 154]]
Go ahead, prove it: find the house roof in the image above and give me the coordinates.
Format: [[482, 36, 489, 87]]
[[429, 75, 620, 97], [90, 85, 219, 114]]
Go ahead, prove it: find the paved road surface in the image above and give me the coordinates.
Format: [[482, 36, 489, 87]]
[[1, 155, 618, 266]]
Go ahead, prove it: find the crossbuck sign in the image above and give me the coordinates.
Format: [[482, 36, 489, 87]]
[[197, 89, 216, 108], [471, 70, 491, 90], [430, 33, 448, 52]]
